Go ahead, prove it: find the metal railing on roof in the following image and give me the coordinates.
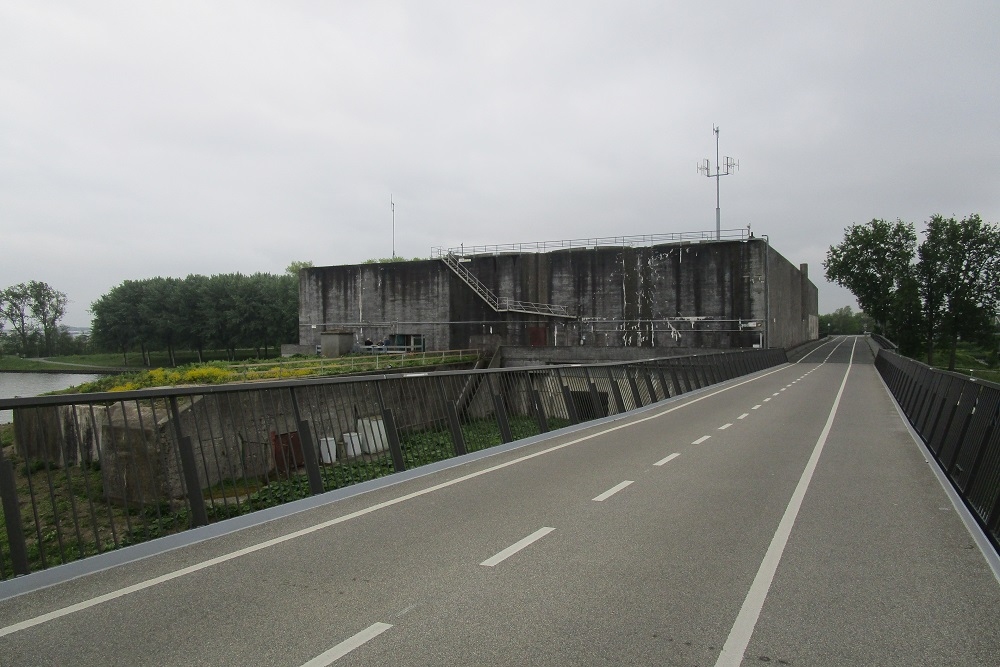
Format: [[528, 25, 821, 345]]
[[431, 228, 752, 258]]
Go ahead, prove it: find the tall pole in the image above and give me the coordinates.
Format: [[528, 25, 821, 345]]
[[715, 126, 721, 240], [391, 195, 395, 258], [698, 125, 738, 241]]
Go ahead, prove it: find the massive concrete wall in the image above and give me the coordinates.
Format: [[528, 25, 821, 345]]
[[766, 245, 820, 349], [299, 238, 817, 352]]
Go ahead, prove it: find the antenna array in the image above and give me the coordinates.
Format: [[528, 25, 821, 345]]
[[697, 125, 740, 240]]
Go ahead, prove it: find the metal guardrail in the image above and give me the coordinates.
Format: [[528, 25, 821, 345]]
[[0, 348, 786, 580], [874, 350, 1000, 551], [430, 228, 752, 258]]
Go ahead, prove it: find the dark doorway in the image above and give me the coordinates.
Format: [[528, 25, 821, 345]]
[[528, 326, 548, 347]]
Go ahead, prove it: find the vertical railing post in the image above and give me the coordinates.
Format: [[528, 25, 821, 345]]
[[487, 375, 514, 443], [606, 367, 626, 414], [0, 456, 30, 576], [381, 408, 406, 473], [556, 368, 580, 425], [435, 376, 467, 456], [169, 397, 209, 528], [626, 366, 643, 408], [289, 388, 325, 496], [643, 367, 657, 402], [583, 368, 606, 419], [374, 383, 406, 473], [532, 388, 549, 434], [446, 403, 468, 456]]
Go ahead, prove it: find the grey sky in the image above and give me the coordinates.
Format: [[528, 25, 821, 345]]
[[2, 1, 998, 327]]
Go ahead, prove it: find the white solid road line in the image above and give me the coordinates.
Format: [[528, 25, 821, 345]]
[[693, 435, 711, 445], [654, 453, 680, 467], [592, 480, 634, 502], [301, 623, 393, 666], [714, 338, 857, 667], [481, 527, 555, 567]]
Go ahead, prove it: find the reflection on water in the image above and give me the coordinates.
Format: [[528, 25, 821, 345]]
[[0, 373, 101, 424]]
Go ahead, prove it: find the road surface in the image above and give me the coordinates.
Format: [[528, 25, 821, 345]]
[[1, 336, 998, 666]]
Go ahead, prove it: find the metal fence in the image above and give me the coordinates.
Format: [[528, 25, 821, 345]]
[[874, 349, 1000, 551], [0, 348, 785, 581]]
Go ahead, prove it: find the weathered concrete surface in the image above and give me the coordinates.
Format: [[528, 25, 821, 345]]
[[298, 238, 818, 353]]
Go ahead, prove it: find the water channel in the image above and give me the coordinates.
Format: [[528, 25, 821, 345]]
[[0, 372, 101, 424]]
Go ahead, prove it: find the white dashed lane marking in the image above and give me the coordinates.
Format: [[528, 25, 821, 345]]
[[301, 623, 393, 666], [654, 453, 680, 467], [481, 527, 555, 567], [592, 481, 634, 502]]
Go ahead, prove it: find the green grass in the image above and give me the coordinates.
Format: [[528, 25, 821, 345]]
[[0, 349, 274, 372], [6, 351, 481, 395], [915, 342, 1000, 384]]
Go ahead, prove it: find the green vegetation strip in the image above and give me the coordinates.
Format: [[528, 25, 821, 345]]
[[25, 351, 480, 394]]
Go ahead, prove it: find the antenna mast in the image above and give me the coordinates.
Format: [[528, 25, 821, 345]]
[[391, 195, 395, 258], [697, 125, 739, 240]]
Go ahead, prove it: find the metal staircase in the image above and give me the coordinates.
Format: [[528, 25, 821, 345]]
[[440, 252, 574, 318]]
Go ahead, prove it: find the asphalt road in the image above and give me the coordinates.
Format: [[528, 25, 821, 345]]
[[1, 336, 998, 666]]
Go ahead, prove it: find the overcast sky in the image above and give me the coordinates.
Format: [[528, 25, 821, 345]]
[[2, 1, 998, 327]]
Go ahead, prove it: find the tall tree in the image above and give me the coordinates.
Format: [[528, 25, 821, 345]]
[[27, 280, 68, 356], [917, 214, 1000, 369], [1, 283, 36, 354], [824, 219, 917, 337]]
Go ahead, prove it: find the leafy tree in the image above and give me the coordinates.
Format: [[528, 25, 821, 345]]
[[818, 306, 874, 336], [285, 260, 313, 276], [891, 272, 925, 357], [917, 214, 1000, 369], [91, 282, 142, 364], [142, 277, 184, 367], [824, 219, 917, 337], [91, 271, 300, 364], [179, 274, 211, 362], [1, 283, 36, 354], [27, 280, 68, 356]]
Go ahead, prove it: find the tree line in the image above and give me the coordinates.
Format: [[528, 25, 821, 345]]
[[824, 214, 1000, 369], [0, 281, 76, 357], [90, 272, 298, 366], [819, 306, 875, 336]]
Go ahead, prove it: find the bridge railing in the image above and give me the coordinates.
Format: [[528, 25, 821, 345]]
[[874, 350, 1000, 551], [0, 347, 786, 581]]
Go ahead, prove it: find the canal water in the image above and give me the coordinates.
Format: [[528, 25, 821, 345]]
[[0, 372, 100, 424]]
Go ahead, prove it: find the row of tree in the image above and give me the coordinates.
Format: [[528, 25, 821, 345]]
[[819, 306, 875, 336], [824, 214, 1000, 368], [90, 272, 298, 365], [0, 281, 71, 357]]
